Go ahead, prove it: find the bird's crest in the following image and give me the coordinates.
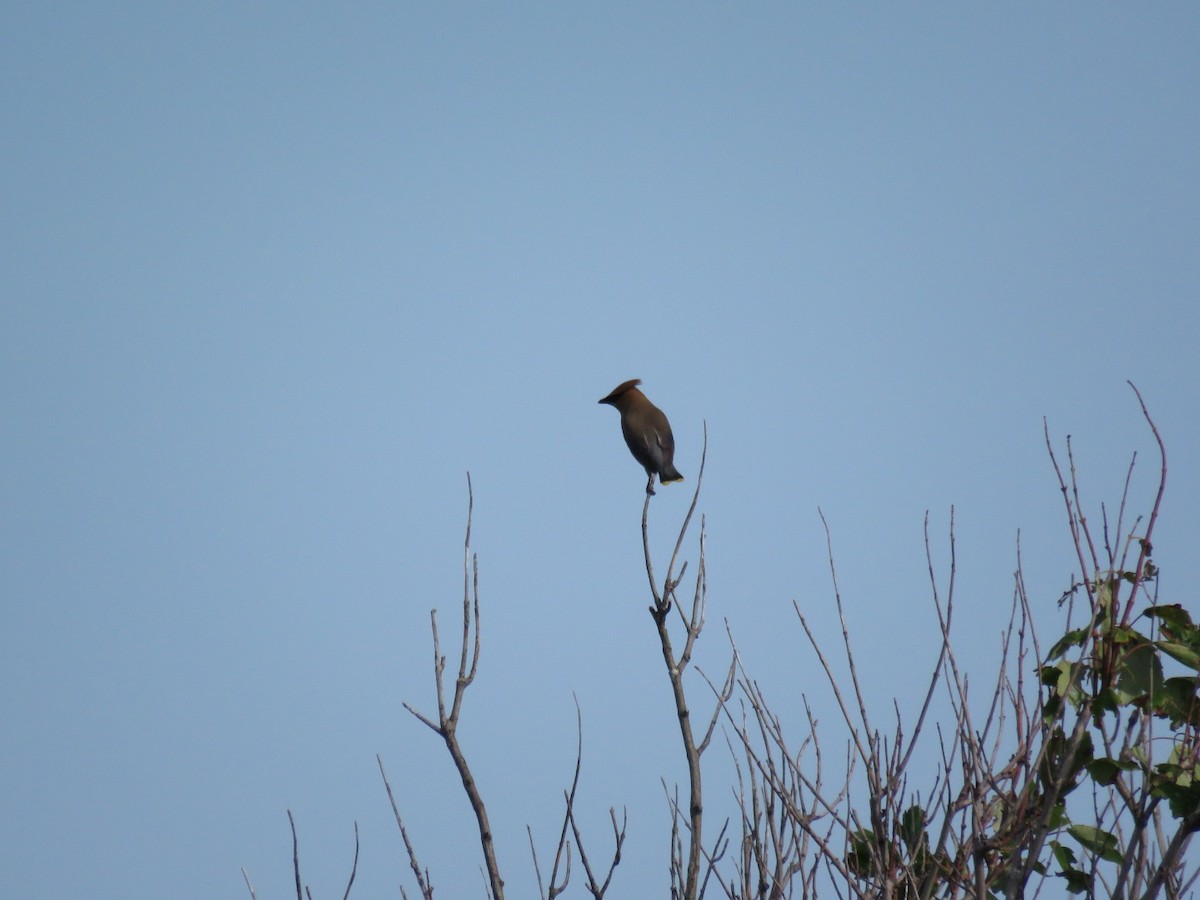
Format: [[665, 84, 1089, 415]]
[[598, 378, 642, 404]]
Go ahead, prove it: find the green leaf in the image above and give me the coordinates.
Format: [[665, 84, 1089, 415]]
[[1068, 824, 1122, 863], [845, 829, 876, 877], [1109, 625, 1140, 645], [1152, 677, 1200, 727], [1050, 840, 1076, 870], [1039, 730, 1093, 797], [1042, 693, 1063, 721], [1146, 604, 1194, 630], [1155, 640, 1200, 671], [1042, 660, 1079, 701], [1048, 627, 1091, 661], [900, 804, 927, 853], [1150, 781, 1200, 820], [1115, 642, 1162, 705], [1086, 758, 1123, 785], [1093, 686, 1120, 717], [1046, 800, 1069, 830], [1062, 868, 1092, 894]]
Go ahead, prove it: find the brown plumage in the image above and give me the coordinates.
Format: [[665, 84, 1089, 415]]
[[598, 378, 684, 495]]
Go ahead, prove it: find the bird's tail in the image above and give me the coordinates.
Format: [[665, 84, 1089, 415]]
[[660, 466, 684, 484]]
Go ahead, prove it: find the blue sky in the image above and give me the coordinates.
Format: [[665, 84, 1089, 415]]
[[2, 4, 1197, 897]]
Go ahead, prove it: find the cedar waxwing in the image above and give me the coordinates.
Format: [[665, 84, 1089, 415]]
[[598, 378, 684, 495]]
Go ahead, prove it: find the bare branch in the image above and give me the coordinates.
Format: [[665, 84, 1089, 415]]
[[340, 822, 360, 900], [644, 425, 710, 898], [378, 755, 435, 900], [388, 475, 505, 898], [288, 810, 302, 900]]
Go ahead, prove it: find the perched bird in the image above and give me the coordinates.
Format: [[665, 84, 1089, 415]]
[[598, 378, 684, 495]]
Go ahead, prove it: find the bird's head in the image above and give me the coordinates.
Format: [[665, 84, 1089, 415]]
[[598, 378, 643, 408]]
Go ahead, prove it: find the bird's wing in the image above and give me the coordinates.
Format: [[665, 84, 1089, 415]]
[[653, 426, 674, 456]]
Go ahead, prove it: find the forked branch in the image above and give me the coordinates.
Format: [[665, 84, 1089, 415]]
[[395, 474, 505, 899]]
